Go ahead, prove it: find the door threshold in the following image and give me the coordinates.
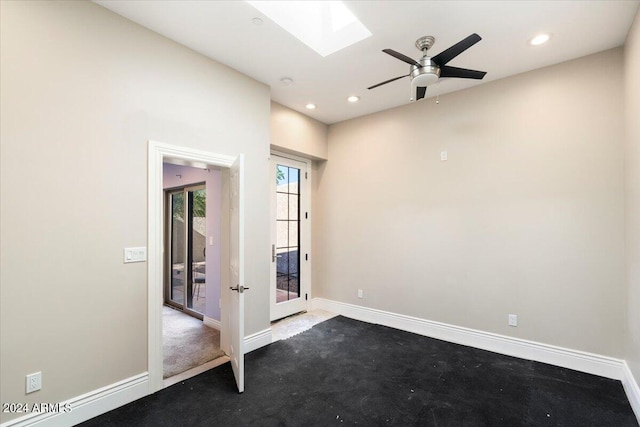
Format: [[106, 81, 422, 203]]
[[163, 355, 230, 388], [271, 310, 307, 325]]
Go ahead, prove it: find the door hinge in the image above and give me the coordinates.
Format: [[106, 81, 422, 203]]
[[305, 171, 308, 179], [305, 253, 308, 261], [305, 212, 308, 219], [305, 293, 308, 301]]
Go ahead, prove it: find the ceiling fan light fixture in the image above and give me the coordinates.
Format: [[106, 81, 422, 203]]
[[411, 60, 440, 86], [412, 73, 439, 87], [347, 95, 360, 103], [305, 103, 317, 110], [530, 33, 550, 46]]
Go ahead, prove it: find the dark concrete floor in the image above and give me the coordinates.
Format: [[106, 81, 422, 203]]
[[80, 316, 638, 426]]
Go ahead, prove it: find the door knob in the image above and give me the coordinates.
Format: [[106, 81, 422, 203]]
[[230, 285, 250, 293]]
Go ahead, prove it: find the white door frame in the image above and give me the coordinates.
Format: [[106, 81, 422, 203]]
[[147, 140, 237, 393], [269, 151, 312, 321]]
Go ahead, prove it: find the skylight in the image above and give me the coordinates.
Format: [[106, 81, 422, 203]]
[[247, 1, 372, 57]]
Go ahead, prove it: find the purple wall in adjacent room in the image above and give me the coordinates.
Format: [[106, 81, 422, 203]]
[[163, 163, 222, 321]]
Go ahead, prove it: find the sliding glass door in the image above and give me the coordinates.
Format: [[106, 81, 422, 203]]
[[166, 185, 206, 318]]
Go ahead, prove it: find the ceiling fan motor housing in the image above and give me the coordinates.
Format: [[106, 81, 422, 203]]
[[411, 57, 440, 86]]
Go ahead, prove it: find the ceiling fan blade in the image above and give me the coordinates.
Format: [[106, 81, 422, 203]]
[[440, 66, 486, 79], [416, 86, 426, 100], [367, 74, 409, 90], [432, 33, 482, 66], [382, 49, 421, 67]]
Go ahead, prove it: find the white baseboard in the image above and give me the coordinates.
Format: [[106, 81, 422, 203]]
[[0, 373, 149, 427], [311, 298, 624, 380], [622, 362, 640, 422], [203, 316, 221, 330], [244, 328, 272, 354]]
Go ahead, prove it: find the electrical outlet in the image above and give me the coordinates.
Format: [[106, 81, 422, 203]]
[[508, 314, 518, 327], [26, 372, 41, 393], [357, 289, 363, 299]]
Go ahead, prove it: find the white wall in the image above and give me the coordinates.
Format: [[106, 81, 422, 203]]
[[315, 48, 626, 357], [625, 8, 640, 385], [270, 101, 328, 160], [0, 1, 270, 422]]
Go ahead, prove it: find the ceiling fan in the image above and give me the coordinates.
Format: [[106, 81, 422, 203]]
[[368, 33, 487, 101]]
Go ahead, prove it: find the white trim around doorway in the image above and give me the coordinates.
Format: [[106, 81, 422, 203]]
[[148, 140, 236, 394]]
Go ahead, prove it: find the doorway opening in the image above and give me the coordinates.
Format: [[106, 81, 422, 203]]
[[161, 164, 224, 380], [148, 141, 246, 394]]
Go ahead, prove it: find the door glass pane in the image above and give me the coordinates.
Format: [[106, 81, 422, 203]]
[[170, 192, 184, 305], [275, 164, 301, 303], [288, 195, 298, 220], [276, 165, 289, 193], [276, 193, 289, 220], [288, 221, 298, 247], [288, 168, 299, 194], [189, 188, 206, 315], [276, 221, 288, 248], [275, 248, 289, 304]]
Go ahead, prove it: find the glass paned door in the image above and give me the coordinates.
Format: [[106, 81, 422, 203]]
[[270, 155, 310, 321]]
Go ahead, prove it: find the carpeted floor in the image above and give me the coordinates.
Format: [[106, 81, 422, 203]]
[[163, 306, 225, 378], [82, 316, 638, 426]]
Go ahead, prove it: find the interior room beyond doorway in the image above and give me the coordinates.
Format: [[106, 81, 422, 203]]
[[162, 163, 224, 380]]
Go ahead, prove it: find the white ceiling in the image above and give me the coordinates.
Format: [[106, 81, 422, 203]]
[[94, 0, 639, 125]]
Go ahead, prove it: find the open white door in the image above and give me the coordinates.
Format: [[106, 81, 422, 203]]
[[229, 154, 245, 393]]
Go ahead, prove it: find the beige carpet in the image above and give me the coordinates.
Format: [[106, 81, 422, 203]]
[[163, 306, 225, 379]]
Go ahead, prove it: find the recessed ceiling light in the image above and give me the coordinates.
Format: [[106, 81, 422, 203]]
[[280, 77, 294, 86], [305, 103, 316, 110], [347, 95, 360, 103], [530, 33, 550, 46]]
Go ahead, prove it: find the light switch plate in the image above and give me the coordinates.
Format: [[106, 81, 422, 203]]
[[124, 247, 147, 263]]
